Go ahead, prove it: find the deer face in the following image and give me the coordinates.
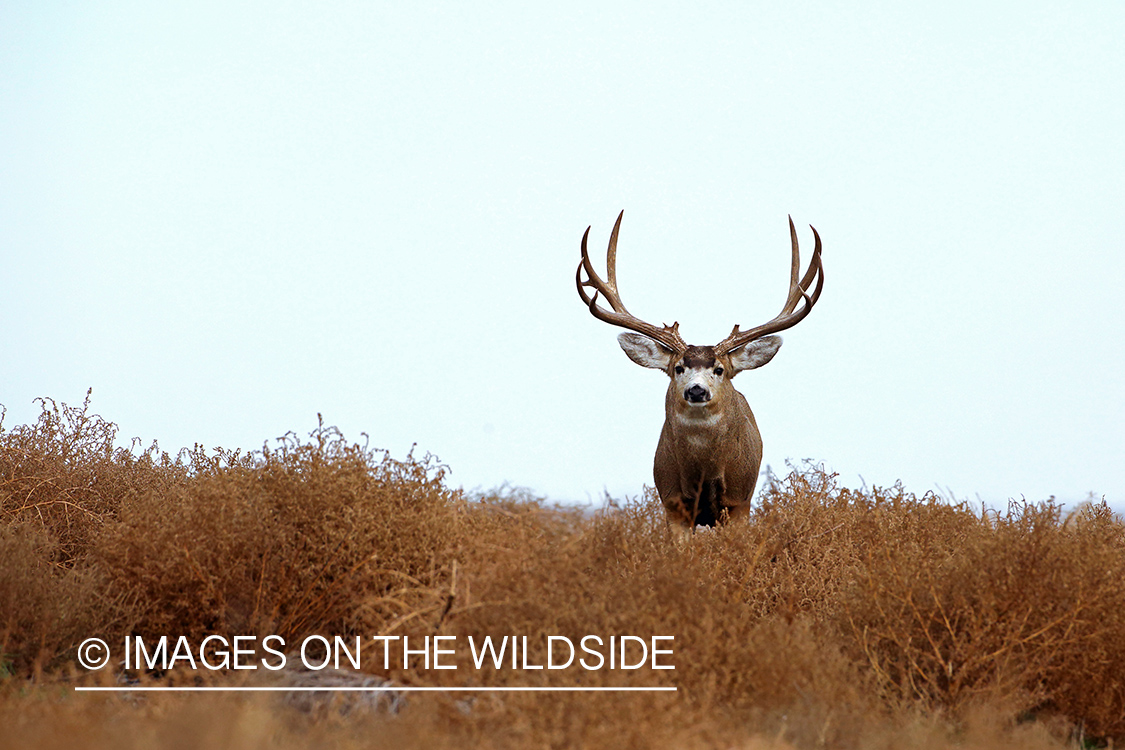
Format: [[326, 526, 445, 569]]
[[617, 334, 784, 408], [674, 346, 727, 406]]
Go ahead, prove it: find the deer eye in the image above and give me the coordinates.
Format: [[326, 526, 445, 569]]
[[714, 367, 724, 376], [674, 365, 685, 375]]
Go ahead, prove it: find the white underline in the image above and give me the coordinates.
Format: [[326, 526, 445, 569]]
[[74, 686, 677, 692]]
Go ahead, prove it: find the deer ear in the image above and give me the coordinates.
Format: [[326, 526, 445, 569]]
[[729, 336, 782, 374], [617, 333, 675, 370]]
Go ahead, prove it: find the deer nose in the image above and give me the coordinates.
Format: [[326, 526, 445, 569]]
[[684, 384, 710, 403]]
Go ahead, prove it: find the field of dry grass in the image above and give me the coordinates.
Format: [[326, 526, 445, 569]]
[[2, 392, 1123, 749]]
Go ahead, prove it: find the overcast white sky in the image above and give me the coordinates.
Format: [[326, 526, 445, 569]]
[[2, 3, 1123, 511]]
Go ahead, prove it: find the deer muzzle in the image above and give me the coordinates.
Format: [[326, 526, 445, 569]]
[[684, 384, 711, 403]]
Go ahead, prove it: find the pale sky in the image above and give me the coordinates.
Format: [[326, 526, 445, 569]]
[[3, 3, 1123, 511]]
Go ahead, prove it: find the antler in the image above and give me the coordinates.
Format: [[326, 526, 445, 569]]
[[715, 216, 824, 355], [576, 210, 687, 354]]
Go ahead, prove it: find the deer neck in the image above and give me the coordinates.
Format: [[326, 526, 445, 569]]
[[665, 384, 738, 447]]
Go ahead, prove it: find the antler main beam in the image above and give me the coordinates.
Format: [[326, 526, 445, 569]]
[[715, 216, 824, 355], [576, 210, 687, 354]]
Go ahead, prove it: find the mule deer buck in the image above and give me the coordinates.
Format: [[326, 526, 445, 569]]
[[576, 211, 824, 530]]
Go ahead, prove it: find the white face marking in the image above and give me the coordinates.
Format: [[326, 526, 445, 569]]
[[672, 364, 725, 407]]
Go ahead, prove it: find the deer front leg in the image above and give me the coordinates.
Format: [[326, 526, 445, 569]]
[[660, 490, 695, 545]]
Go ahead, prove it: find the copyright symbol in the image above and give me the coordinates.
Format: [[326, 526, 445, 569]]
[[77, 638, 110, 670]]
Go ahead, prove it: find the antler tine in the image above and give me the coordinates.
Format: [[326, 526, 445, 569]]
[[605, 207, 622, 296], [715, 218, 824, 355], [576, 210, 687, 353], [780, 215, 803, 315], [576, 211, 632, 316]]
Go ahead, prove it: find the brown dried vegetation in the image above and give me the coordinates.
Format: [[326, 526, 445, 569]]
[[1, 393, 1123, 749]]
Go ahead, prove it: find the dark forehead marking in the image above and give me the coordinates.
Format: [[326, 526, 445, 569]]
[[681, 346, 717, 369]]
